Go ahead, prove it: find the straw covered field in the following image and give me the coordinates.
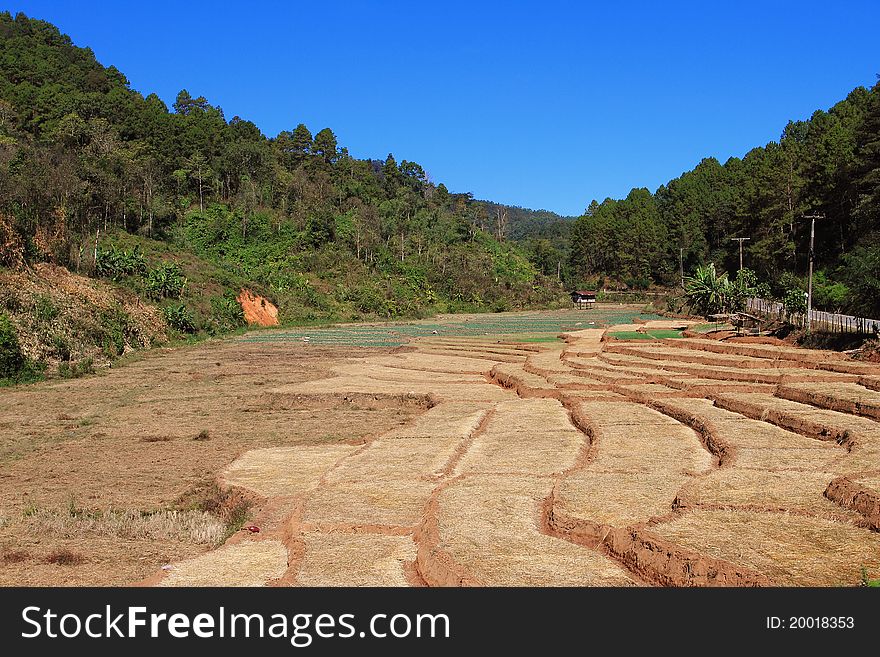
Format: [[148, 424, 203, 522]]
[[2, 308, 879, 587]]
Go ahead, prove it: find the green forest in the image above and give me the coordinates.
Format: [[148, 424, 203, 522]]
[[568, 78, 880, 318], [0, 12, 565, 335]]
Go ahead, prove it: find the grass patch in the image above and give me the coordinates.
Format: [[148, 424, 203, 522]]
[[58, 357, 95, 379], [862, 567, 880, 587], [24, 506, 227, 547], [609, 329, 683, 341], [175, 480, 253, 543]]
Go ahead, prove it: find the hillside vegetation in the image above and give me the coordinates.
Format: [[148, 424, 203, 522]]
[[568, 79, 880, 318], [0, 12, 566, 379]]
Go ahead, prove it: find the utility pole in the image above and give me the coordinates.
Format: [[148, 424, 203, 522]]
[[679, 247, 684, 288], [802, 213, 824, 334], [730, 237, 750, 273]]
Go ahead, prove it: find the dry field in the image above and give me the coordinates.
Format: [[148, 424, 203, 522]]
[[2, 309, 879, 586]]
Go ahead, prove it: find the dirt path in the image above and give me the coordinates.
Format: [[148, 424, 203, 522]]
[[153, 322, 880, 587]]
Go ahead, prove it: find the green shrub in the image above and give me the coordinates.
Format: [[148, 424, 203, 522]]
[[95, 245, 147, 280], [209, 294, 245, 332], [163, 304, 196, 333], [0, 314, 25, 377], [782, 288, 807, 316], [51, 333, 71, 361], [146, 263, 187, 299], [34, 295, 59, 322], [58, 358, 94, 379]]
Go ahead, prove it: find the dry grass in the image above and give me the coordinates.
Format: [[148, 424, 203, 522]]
[[414, 347, 526, 363], [581, 402, 713, 474], [676, 470, 859, 519], [714, 392, 880, 445], [276, 373, 510, 402], [624, 344, 804, 370], [24, 507, 227, 546], [303, 479, 436, 527], [650, 509, 880, 586], [1, 549, 30, 564], [159, 539, 289, 587], [0, 340, 425, 586], [369, 353, 495, 374], [381, 403, 490, 439], [456, 399, 584, 475], [326, 438, 462, 483], [223, 445, 357, 498], [853, 474, 880, 490], [616, 383, 691, 398], [491, 363, 559, 392], [549, 373, 613, 389], [414, 341, 536, 358], [296, 533, 416, 586], [338, 362, 486, 384], [670, 337, 834, 363], [656, 397, 846, 470], [556, 472, 687, 526], [563, 390, 627, 401], [525, 349, 570, 374], [433, 475, 636, 586]]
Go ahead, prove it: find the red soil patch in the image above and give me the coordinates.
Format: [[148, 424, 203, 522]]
[[237, 288, 279, 326]]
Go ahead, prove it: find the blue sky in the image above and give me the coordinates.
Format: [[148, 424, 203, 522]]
[[7, 1, 880, 215]]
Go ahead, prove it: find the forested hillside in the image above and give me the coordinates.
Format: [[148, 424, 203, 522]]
[[0, 12, 563, 344], [568, 80, 880, 316]]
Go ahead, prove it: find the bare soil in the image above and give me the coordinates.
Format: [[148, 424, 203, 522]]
[[0, 342, 422, 586]]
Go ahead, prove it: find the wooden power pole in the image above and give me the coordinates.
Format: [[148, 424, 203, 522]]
[[730, 237, 750, 273], [802, 213, 824, 334]]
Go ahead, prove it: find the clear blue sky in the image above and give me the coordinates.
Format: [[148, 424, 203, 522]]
[[8, 0, 880, 215]]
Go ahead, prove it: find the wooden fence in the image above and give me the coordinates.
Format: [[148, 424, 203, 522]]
[[746, 298, 880, 335]]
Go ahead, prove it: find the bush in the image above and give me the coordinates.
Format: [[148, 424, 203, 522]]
[[58, 358, 94, 379], [95, 245, 147, 280], [0, 314, 25, 378], [163, 304, 196, 333], [782, 288, 807, 316], [209, 294, 245, 332], [146, 263, 187, 299]]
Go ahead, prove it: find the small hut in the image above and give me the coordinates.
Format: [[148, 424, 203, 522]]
[[570, 290, 597, 309]]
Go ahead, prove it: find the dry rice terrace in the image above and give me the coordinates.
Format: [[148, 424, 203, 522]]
[[1, 308, 879, 586]]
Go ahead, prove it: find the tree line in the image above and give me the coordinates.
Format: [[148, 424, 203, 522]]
[[568, 79, 880, 317]]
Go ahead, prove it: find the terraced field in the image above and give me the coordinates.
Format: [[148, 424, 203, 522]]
[[156, 314, 880, 587]]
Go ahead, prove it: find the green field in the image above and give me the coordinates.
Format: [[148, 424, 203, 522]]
[[240, 308, 661, 348], [608, 329, 684, 340]]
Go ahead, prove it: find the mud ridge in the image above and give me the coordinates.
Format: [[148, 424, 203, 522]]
[[437, 408, 496, 477], [824, 477, 880, 530], [777, 385, 880, 422], [542, 495, 772, 586], [413, 477, 485, 586], [712, 395, 857, 449]]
